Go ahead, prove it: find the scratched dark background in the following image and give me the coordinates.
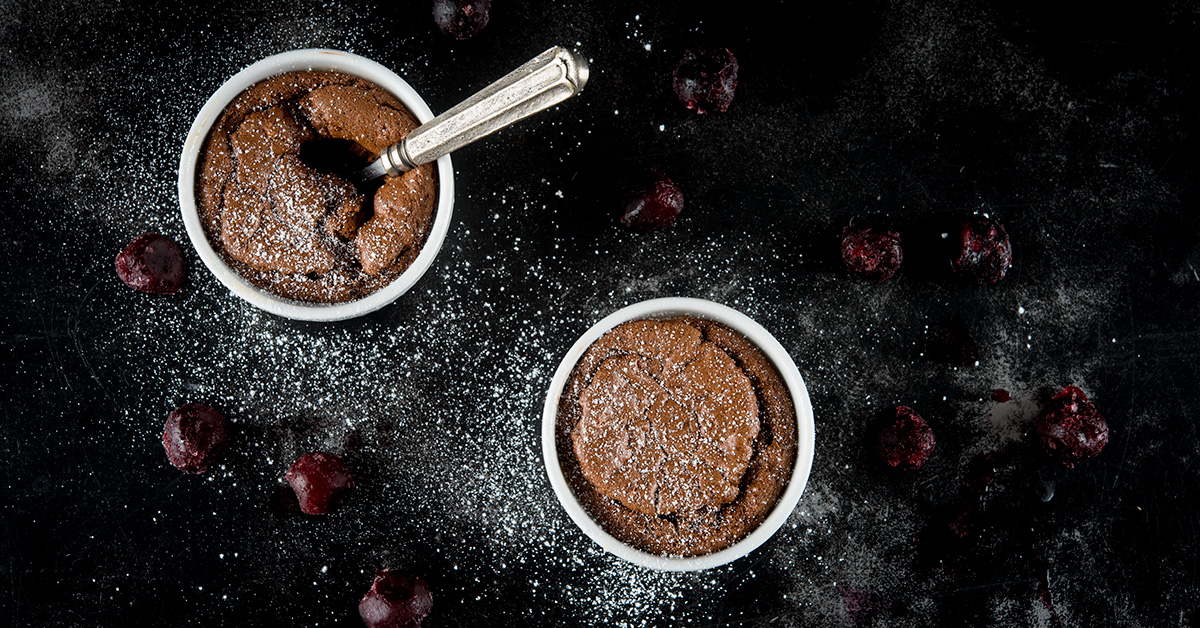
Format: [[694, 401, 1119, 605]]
[[2, 1, 1199, 626]]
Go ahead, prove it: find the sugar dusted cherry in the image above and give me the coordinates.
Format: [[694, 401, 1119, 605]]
[[841, 225, 903, 281], [1035, 386, 1108, 467], [359, 570, 433, 628], [673, 48, 739, 114], [620, 172, 683, 229], [433, 0, 490, 40], [873, 406, 935, 470], [951, 217, 1012, 284], [286, 452, 354, 515], [115, 233, 186, 294], [163, 403, 229, 474]]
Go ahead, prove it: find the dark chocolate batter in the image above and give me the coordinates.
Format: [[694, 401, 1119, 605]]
[[197, 71, 437, 303], [557, 317, 797, 557]]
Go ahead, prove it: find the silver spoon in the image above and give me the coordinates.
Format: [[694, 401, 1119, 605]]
[[355, 46, 589, 182]]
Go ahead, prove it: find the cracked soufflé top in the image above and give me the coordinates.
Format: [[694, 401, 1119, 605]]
[[197, 70, 437, 303], [557, 317, 797, 557]]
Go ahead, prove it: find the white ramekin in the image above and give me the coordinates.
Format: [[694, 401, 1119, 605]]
[[542, 297, 816, 571], [177, 49, 455, 321]]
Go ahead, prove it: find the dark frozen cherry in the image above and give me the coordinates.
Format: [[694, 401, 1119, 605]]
[[286, 452, 354, 515], [951, 217, 1012, 284], [620, 172, 683, 229], [359, 570, 433, 628], [673, 48, 738, 114], [1034, 386, 1108, 467], [163, 403, 230, 474], [991, 388, 1012, 403], [873, 406, 935, 470], [433, 0, 490, 40], [841, 225, 903, 281], [115, 233, 186, 294]]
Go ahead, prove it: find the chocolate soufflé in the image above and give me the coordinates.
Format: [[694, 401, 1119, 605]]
[[556, 317, 797, 557], [197, 71, 437, 303]]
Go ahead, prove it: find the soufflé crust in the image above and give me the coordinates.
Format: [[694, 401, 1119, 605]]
[[197, 70, 437, 303], [557, 317, 797, 557]]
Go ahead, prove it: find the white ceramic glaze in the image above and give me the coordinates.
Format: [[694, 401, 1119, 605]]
[[178, 49, 455, 321], [542, 297, 816, 571]]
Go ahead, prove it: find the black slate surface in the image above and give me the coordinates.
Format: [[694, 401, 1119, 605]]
[[3, 1, 1199, 626]]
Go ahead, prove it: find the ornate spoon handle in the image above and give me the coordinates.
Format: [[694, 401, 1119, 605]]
[[358, 46, 589, 181]]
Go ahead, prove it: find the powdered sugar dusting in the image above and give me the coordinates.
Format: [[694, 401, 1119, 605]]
[[4, 1, 1196, 626]]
